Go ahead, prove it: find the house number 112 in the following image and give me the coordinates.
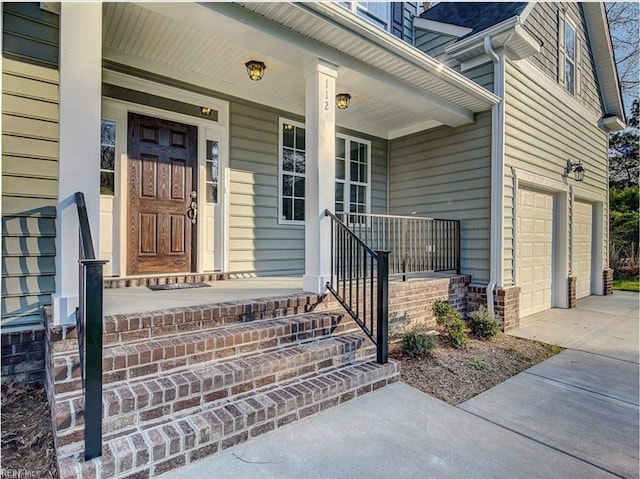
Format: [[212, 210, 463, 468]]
[[324, 79, 329, 111]]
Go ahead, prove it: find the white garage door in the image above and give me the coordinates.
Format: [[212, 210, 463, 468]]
[[573, 201, 593, 299], [517, 189, 554, 317]]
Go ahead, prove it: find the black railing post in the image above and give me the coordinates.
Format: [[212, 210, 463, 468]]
[[81, 259, 107, 461], [375, 250, 389, 364], [456, 221, 461, 274]]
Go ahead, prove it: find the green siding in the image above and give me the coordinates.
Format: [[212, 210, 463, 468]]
[[389, 112, 492, 283], [524, 2, 603, 115], [461, 62, 494, 92], [2, 2, 59, 331], [414, 30, 457, 59], [503, 59, 608, 285]]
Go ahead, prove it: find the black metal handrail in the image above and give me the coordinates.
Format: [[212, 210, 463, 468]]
[[324, 210, 388, 364], [74, 192, 107, 461], [337, 212, 461, 280]]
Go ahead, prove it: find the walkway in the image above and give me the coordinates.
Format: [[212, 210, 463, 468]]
[[160, 292, 639, 479]]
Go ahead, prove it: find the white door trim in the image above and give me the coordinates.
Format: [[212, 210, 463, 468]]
[[100, 84, 229, 276]]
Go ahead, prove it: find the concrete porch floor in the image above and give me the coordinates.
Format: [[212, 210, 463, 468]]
[[104, 276, 304, 316]]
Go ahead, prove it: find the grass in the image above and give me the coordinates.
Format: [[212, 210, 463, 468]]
[[613, 277, 640, 292]]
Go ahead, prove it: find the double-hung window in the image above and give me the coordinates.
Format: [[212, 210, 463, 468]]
[[559, 12, 581, 97], [278, 120, 370, 224], [341, 2, 391, 31], [279, 119, 306, 223], [335, 135, 370, 222]]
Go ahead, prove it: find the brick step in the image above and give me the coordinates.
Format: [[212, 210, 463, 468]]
[[50, 294, 337, 354], [56, 359, 400, 479], [51, 312, 359, 394], [53, 333, 375, 447]]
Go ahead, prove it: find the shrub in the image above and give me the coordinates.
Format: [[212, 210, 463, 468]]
[[468, 306, 500, 339], [433, 300, 468, 347], [400, 324, 435, 358], [445, 314, 468, 347], [432, 299, 455, 324]]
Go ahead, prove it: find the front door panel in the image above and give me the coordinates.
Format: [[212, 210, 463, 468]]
[[127, 113, 197, 274]]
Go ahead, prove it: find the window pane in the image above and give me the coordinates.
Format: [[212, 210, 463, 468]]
[[336, 159, 345, 179], [294, 151, 305, 174], [101, 146, 115, 170], [336, 137, 345, 158], [351, 141, 359, 161], [335, 201, 344, 213], [360, 163, 367, 182], [351, 161, 359, 182], [359, 143, 367, 159], [335, 182, 344, 203], [283, 149, 294, 171], [283, 174, 293, 197], [566, 62, 575, 94], [565, 23, 575, 60], [282, 197, 292, 221], [101, 120, 116, 146], [293, 199, 305, 221], [100, 171, 115, 195], [294, 176, 305, 197], [283, 125, 294, 148], [295, 127, 305, 150]]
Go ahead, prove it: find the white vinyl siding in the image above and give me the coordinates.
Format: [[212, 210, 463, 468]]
[[503, 59, 608, 287], [389, 112, 492, 283]]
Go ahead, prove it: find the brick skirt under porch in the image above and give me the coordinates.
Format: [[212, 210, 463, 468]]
[[467, 285, 521, 332]]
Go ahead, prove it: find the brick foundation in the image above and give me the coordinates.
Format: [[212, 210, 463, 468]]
[[1, 328, 46, 384], [568, 275, 578, 308], [466, 284, 521, 332], [387, 275, 471, 336], [603, 268, 614, 296]]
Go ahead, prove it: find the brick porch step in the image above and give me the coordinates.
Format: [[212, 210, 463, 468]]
[[57, 359, 399, 479], [53, 333, 374, 447], [51, 312, 358, 394]]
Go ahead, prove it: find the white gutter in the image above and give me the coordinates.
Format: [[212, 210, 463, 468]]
[[484, 36, 506, 316]]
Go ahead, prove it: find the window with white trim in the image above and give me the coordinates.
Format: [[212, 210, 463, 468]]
[[335, 135, 370, 221], [564, 20, 576, 94], [559, 12, 581, 97], [341, 2, 391, 31], [279, 119, 306, 223]]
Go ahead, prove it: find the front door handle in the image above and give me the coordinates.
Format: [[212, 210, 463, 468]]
[[187, 190, 197, 224]]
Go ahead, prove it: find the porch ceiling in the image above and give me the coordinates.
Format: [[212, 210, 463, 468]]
[[103, 2, 498, 139]]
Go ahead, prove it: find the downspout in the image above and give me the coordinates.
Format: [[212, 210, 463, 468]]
[[484, 36, 506, 315]]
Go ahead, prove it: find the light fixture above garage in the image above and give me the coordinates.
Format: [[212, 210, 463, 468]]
[[245, 60, 266, 81], [565, 160, 585, 182], [336, 93, 351, 110]]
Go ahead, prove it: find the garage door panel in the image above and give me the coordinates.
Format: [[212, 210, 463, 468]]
[[574, 201, 593, 299], [518, 189, 554, 317]]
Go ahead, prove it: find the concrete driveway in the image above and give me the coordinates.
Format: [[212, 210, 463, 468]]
[[462, 291, 639, 479], [161, 292, 639, 479]]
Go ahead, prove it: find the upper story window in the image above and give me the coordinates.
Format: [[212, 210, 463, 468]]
[[341, 2, 391, 31], [564, 21, 576, 94], [559, 12, 581, 97]]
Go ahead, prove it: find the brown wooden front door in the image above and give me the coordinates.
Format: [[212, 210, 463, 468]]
[[127, 113, 197, 275]]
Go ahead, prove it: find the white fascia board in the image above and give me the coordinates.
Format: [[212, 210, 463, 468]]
[[582, 3, 625, 120], [413, 17, 472, 37], [299, 2, 499, 107]]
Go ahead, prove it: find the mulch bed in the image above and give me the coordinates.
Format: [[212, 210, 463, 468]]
[[1, 382, 58, 478], [390, 333, 561, 405]]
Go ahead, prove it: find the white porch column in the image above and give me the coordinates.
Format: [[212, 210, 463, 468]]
[[53, 3, 102, 325], [302, 60, 337, 294]]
